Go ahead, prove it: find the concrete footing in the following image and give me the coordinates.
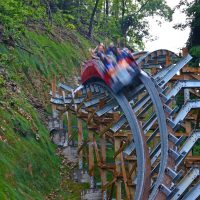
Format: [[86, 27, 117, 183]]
[[72, 169, 90, 183], [81, 189, 102, 200], [61, 146, 78, 162], [51, 129, 66, 146]]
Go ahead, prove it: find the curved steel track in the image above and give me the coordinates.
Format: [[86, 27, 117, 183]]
[[88, 81, 151, 200], [50, 49, 200, 200]]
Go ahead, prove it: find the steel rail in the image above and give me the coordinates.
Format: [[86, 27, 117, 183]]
[[138, 71, 169, 200], [165, 80, 200, 103], [49, 49, 200, 200], [123, 54, 192, 154], [182, 180, 200, 200], [168, 100, 200, 130], [176, 131, 200, 168], [82, 81, 151, 200], [170, 167, 200, 200]]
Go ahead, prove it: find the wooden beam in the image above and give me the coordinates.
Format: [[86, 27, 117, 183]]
[[67, 110, 73, 143], [120, 152, 131, 200], [78, 118, 83, 169], [100, 125, 107, 198], [115, 137, 121, 200]]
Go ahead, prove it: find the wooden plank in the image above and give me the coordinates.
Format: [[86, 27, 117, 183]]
[[182, 67, 200, 73], [185, 156, 200, 162], [115, 137, 121, 200], [195, 110, 200, 129], [88, 129, 94, 187], [120, 152, 131, 200], [87, 105, 95, 188], [67, 110, 73, 141], [100, 125, 107, 197], [78, 118, 83, 169], [166, 51, 171, 66]]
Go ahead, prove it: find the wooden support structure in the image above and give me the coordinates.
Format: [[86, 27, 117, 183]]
[[195, 110, 200, 129], [100, 124, 107, 199], [50, 55, 200, 199], [88, 127, 95, 188], [121, 152, 131, 200], [166, 51, 171, 66], [67, 110, 73, 144], [114, 136, 121, 200], [78, 118, 83, 169], [87, 91, 95, 188]]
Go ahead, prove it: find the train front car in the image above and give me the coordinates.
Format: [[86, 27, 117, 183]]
[[81, 59, 111, 87], [81, 50, 141, 93]]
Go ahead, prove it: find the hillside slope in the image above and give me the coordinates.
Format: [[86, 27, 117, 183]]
[[0, 29, 90, 200]]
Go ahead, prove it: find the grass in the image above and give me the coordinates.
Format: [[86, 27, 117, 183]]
[[0, 28, 91, 199]]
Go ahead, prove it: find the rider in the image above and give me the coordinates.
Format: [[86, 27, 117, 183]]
[[96, 43, 116, 76]]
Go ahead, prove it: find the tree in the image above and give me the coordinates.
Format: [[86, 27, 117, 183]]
[[0, 0, 173, 48], [88, 0, 100, 37], [175, 0, 200, 66]]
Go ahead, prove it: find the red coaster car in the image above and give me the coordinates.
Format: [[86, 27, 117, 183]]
[[81, 55, 141, 93]]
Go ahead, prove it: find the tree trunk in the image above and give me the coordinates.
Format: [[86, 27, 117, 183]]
[[114, 0, 119, 18], [122, 0, 126, 46], [122, 0, 125, 20], [106, 0, 109, 16], [88, 0, 100, 37]]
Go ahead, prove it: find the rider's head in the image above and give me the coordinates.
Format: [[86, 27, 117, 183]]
[[98, 43, 105, 53]]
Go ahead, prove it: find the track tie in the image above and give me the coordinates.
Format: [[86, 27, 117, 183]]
[[84, 98, 100, 108], [132, 94, 151, 112], [137, 101, 152, 117], [50, 97, 65, 105], [146, 128, 159, 144], [58, 82, 74, 92], [151, 148, 161, 165], [168, 133, 185, 146], [167, 118, 181, 131], [142, 113, 157, 134], [165, 167, 183, 183], [159, 92, 168, 102], [151, 163, 160, 177], [150, 143, 161, 159], [96, 101, 117, 117], [74, 97, 85, 104], [123, 141, 135, 156], [168, 148, 183, 164], [163, 105, 177, 116], [110, 116, 127, 133], [159, 184, 173, 197]]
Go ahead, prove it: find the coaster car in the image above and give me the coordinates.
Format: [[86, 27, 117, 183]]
[[81, 55, 141, 93]]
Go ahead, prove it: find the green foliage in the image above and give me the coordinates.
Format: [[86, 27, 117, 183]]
[[190, 45, 200, 57], [0, 0, 46, 40], [0, 27, 91, 199], [174, 1, 200, 66], [189, 45, 200, 67], [0, 0, 173, 47], [0, 92, 60, 199], [0, 75, 5, 86], [0, 0, 75, 41], [77, 0, 173, 47]]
